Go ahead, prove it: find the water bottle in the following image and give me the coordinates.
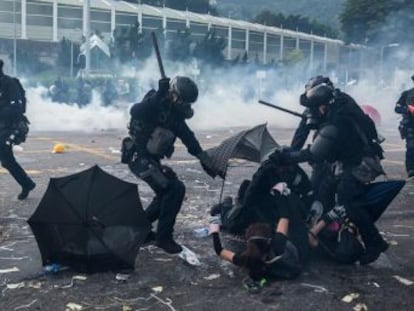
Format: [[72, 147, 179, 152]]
[[193, 227, 209, 238], [43, 263, 61, 274]]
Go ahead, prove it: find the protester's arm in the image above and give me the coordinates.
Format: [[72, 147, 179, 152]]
[[209, 220, 242, 265]]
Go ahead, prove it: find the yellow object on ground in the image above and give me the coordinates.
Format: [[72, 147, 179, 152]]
[[52, 144, 66, 154]]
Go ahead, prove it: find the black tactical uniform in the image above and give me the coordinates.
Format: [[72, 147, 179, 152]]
[[275, 83, 387, 265], [395, 76, 414, 177], [125, 76, 218, 254], [0, 59, 35, 200], [290, 76, 358, 213]]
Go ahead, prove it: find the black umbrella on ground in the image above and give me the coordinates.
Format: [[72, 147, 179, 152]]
[[28, 165, 151, 273], [354, 180, 406, 222]]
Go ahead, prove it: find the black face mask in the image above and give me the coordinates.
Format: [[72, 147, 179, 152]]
[[175, 100, 194, 119], [305, 107, 324, 129]]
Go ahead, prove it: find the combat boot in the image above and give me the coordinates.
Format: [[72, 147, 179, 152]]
[[18, 181, 36, 200], [156, 238, 183, 254], [359, 239, 389, 265]]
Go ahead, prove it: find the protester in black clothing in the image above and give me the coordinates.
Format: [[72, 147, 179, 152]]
[[395, 75, 414, 177], [123, 76, 221, 254], [273, 82, 387, 265], [215, 159, 312, 236], [0, 59, 35, 200], [210, 192, 309, 293]]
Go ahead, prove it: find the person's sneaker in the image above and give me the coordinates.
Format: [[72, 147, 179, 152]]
[[156, 238, 183, 254], [18, 182, 36, 200], [308, 200, 324, 226], [359, 240, 389, 265], [143, 231, 156, 245], [243, 277, 267, 294]]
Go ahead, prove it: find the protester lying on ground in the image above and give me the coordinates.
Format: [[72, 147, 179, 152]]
[[210, 191, 309, 293], [210, 158, 313, 236]]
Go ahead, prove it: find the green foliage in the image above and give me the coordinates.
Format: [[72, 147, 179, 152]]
[[253, 10, 338, 38], [218, 0, 345, 31], [340, 0, 414, 44]]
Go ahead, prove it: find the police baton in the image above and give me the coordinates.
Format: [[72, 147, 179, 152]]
[[151, 32, 167, 79], [258, 100, 305, 119]]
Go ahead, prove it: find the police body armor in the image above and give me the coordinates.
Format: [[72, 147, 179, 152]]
[[122, 91, 177, 163]]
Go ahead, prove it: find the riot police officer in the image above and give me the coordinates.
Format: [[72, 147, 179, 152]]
[[273, 82, 387, 265], [123, 76, 221, 254], [0, 59, 35, 200], [395, 75, 414, 177]]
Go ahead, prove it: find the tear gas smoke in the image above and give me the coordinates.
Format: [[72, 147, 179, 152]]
[[23, 55, 412, 133]]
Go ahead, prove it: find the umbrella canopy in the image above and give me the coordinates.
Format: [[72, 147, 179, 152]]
[[354, 180, 405, 222], [206, 124, 279, 177], [28, 165, 151, 273]]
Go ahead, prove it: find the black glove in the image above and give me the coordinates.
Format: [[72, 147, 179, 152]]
[[198, 151, 222, 179], [158, 78, 170, 96], [269, 148, 291, 165], [322, 205, 347, 224]]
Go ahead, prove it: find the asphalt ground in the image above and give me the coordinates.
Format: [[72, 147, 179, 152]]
[[0, 127, 413, 311]]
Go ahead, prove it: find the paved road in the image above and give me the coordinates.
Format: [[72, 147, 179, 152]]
[[0, 128, 413, 311]]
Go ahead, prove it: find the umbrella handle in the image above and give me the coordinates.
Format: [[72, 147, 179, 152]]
[[218, 165, 229, 204]]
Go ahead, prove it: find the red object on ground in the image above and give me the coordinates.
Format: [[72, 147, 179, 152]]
[[360, 105, 382, 126]]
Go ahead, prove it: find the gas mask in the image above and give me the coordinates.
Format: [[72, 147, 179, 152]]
[[305, 107, 324, 130], [175, 99, 194, 119]]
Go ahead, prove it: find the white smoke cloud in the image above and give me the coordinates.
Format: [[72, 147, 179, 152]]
[[26, 86, 129, 131], [22, 55, 412, 133]]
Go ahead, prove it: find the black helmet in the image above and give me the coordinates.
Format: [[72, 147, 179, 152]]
[[170, 76, 198, 104], [304, 83, 335, 107], [305, 75, 333, 91]]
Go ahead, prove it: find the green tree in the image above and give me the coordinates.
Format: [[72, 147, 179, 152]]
[[253, 10, 338, 38], [340, 0, 393, 44], [340, 0, 414, 44]]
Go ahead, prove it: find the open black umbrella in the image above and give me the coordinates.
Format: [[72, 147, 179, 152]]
[[28, 165, 151, 273], [206, 123, 279, 178]]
